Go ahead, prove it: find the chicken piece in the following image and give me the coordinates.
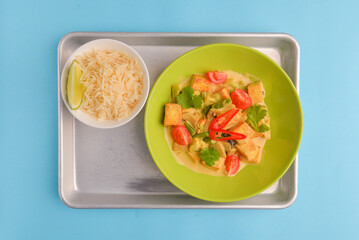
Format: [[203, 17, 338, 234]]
[[213, 141, 226, 158], [182, 108, 202, 128], [238, 146, 262, 164]]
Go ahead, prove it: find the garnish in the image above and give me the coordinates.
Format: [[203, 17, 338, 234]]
[[258, 124, 270, 133], [176, 86, 203, 109], [245, 105, 270, 132], [192, 95, 203, 109], [200, 148, 221, 167]]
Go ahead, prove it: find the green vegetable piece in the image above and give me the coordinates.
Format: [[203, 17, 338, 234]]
[[193, 95, 203, 109], [226, 79, 245, 90], [184, 121, 196, 136], [171, 84, 180, 102], [176, 86, 203, 109], [193, 132, 209, 138], [200, 148, 220, 167], [258, 124, 270, 133], [213, 98, 232, 109], [176, 86, 194, 108], [245, 105, 270, 132], [203, 137, 216, 144], [202, 105, 212, 115]]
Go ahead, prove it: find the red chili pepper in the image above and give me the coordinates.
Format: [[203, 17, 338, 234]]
[[209, 108, 240, 130], [209, 129, 246, 141]]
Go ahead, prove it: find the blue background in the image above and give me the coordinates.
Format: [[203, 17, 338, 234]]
[[0, 0, 358, 239]]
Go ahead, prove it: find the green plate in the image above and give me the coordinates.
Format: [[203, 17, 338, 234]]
[[144, 43, 303, 202]]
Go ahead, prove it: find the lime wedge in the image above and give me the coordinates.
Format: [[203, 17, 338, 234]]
[[67, 60, 83, 110]]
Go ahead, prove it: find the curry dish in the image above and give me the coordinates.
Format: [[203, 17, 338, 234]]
[[163, 70, 271, 177]]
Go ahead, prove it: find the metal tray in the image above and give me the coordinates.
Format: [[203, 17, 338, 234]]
[[58, 32, 300, 209]]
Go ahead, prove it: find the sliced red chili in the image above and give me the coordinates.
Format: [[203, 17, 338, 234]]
[[209, 108, 239, 131], [209, 129, 246, 141]]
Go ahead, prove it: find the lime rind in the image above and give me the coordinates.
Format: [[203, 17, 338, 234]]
[[67, 60, 83, 110]]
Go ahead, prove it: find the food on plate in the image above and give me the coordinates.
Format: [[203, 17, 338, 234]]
[[67, 49, 144, 121], [163, 70, 271, 177]]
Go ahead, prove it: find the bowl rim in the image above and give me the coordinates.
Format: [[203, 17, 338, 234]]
[[60, 38, 150, 129], [144, 42, 303, 202]]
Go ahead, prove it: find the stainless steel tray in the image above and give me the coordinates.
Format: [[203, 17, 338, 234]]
[[58, 32, 300, 209]]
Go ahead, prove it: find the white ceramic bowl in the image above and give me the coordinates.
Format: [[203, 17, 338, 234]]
[[60, 39, 150, 129]]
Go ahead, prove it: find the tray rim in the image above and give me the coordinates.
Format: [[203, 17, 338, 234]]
[[58, 32, 300, 209]]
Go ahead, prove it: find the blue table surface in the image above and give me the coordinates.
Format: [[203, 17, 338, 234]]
[[1, 0, 358, 239]]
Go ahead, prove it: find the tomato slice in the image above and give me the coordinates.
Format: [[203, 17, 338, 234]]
[[230, 89, 252, 109], [207, 71, 228, 84], [172, 125, 191, 145], [209, 108, 239, 130], [224, 155, 240, 176]]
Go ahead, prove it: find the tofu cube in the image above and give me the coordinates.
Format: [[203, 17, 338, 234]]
[[235, 141, 257, 161], [238, 146, 262, 164], [230, 121, 256, 138], [164, 103, 182, 126], [191, 74, 214, 92], [251, 147, 262, 164], [247, 81, 264, 104]]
